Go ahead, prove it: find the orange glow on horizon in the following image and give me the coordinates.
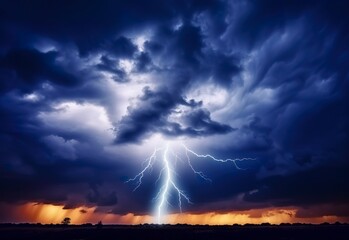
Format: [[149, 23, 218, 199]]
[[2, 202, 348, 225]]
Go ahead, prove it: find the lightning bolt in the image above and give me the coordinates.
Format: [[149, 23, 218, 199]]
[[125, 147, 161, 191], [154, 144, 191, 223], [126, 142, 254, 224]]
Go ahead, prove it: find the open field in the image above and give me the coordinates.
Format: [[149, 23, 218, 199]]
[[1, 223, 348, 240]]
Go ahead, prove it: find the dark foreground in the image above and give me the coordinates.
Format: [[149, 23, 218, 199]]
[[1, 223, 349, 240]]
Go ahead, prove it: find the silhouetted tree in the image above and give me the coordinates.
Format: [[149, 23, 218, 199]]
[[61, 217, 71, 225]]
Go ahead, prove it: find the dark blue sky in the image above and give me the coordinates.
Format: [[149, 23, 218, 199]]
[[0, 0, 349, 222]]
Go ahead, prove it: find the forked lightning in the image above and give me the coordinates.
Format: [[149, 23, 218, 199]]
[[126, 142, 254, 223]]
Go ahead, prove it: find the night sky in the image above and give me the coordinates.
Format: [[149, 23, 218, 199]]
[[0, 0, 349, 224]]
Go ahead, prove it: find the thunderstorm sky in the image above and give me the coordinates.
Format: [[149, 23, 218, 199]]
[[0, 0, 349, 224]]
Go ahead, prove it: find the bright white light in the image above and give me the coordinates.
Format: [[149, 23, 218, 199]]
[[38, 101, 114, 143], [22, 93, 42, 102], [126, 141, 254, 224], [187, 83, 229, 112], [133, 35, 147, 52], [34, 41, 57, 53], [119, 59, 134, 74]]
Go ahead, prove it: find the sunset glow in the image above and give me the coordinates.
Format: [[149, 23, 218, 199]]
[[2, 202, 347, 225]]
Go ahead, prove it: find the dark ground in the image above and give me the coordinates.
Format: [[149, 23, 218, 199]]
[[1, 223, 348, 240]]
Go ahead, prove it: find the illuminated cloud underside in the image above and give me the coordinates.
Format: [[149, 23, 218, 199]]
[[1, 202, 347, 225]]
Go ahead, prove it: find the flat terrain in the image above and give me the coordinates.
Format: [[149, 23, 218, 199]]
[[1, 223, 348, 240]]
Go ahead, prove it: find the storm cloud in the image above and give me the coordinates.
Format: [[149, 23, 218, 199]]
[[0, 0, 348, 221]]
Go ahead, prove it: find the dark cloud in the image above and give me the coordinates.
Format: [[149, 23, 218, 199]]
[[87, 184, 118, 207], [170, 23, 204, 67], [79, 209, 88, 214], [96, 55, 127, 83], [0, 48, 79, 92], [0, 0, 348, 220], [178, 108, 234, 135], [103, 36, 137, 58], [244, 165, 349, 206], [210, 53, 241, 87], [115, 87, 177, 143], [134, 52, 153, 72], [0, 0, 222, 55], [115, 87, 233, 143], [144, 40, 163, 55]]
